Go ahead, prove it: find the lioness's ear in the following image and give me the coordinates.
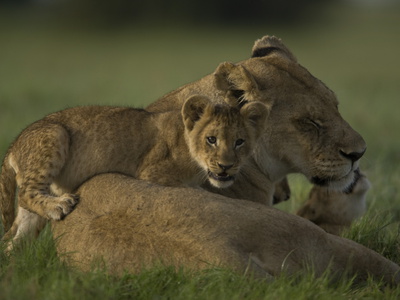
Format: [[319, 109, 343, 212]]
[[240, 101, 270, 136], [182, 95, 210, 131], [214, 62, 259, 103], [252, 35, 297, 62]]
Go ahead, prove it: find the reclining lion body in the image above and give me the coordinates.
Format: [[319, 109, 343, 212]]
[[52, 173, 400, 284], [50, 36, 399, 284]]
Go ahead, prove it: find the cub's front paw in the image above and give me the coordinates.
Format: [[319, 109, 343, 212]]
[[47, 194, 79, 220]]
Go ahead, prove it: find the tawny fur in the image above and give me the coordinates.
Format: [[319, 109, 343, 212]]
[[51, 36, 384, 283], [147, 35, 367, 210], [297, 172, 371, 235], [52, 173, 400, 285], [1, 96, 268, 247]]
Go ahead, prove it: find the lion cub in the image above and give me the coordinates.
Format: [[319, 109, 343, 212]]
[[296, 169, 370, 235], [0, 95, 269, 245]]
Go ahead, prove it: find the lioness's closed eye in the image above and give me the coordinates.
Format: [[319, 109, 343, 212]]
[[0, 95, 269, 248]]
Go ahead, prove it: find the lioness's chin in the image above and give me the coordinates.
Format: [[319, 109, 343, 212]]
[[311, 168, 360, 193], [342, 169, 369, 194], [208, 171, 235, 189]]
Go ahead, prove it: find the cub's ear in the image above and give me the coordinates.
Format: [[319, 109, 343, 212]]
[[240, 101, 270, 137], [182, 95, 211, 131], [214, 62, 259, 102], [252, 35, 297, 62]]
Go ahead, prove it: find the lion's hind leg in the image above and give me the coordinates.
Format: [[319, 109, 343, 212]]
[[3, 207, 47, 252], [5, 123, 78, 246], [14, 122, 79, 220]]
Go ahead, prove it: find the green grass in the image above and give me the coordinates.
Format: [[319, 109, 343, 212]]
[[1, 3, 400, 299], [0, 227, 367, 300]]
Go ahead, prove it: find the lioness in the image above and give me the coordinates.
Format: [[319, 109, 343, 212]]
[[147, 36, 367, 211], [297, 170, 371, 235], [1, 95, 269, 245], [52, 173, 400, 285]]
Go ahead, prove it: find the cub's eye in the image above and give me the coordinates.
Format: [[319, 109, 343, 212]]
[[235, 139, 245, 148], [207, 136, 217, 144]]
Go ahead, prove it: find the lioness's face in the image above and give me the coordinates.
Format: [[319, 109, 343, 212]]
[[182, 96, 268, 188], [244, 57, 367, 192], [213, 40, 366, 192]]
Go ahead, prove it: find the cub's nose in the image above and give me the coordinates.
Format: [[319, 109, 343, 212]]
[[217, 163, 233, 171]]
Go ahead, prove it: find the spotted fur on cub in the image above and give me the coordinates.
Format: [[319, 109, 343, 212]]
[[1, 95, 269, 248]]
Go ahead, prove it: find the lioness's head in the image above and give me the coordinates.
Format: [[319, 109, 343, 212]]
[[213, 36, 367, 192], [182, 95, 269, 188]]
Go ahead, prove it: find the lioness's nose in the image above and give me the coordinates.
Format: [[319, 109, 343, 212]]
[[217, 163, 233, 171], [340, 148, 366, 163]]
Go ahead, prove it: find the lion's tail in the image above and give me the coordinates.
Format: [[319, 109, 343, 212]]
[[0, 153, 17, 235]]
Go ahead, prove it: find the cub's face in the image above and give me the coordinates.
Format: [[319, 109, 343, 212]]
[[296, 169, 370, 226], [182, 95, 269, 188], [189, 116, 252, 188]]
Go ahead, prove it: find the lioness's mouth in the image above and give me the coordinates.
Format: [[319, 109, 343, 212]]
[[208, 170, 235, 182], [311, 169, 362, 194], [343, 168, 362, 194], [310, 176, 329, 186]]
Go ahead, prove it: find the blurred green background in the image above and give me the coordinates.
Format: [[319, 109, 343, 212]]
[[0, 0, 399, 212]]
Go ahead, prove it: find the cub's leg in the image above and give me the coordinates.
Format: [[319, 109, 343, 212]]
[[3, 207, 47, 252], [14, 123, 78, 219], [7, 123, 78, 243]]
